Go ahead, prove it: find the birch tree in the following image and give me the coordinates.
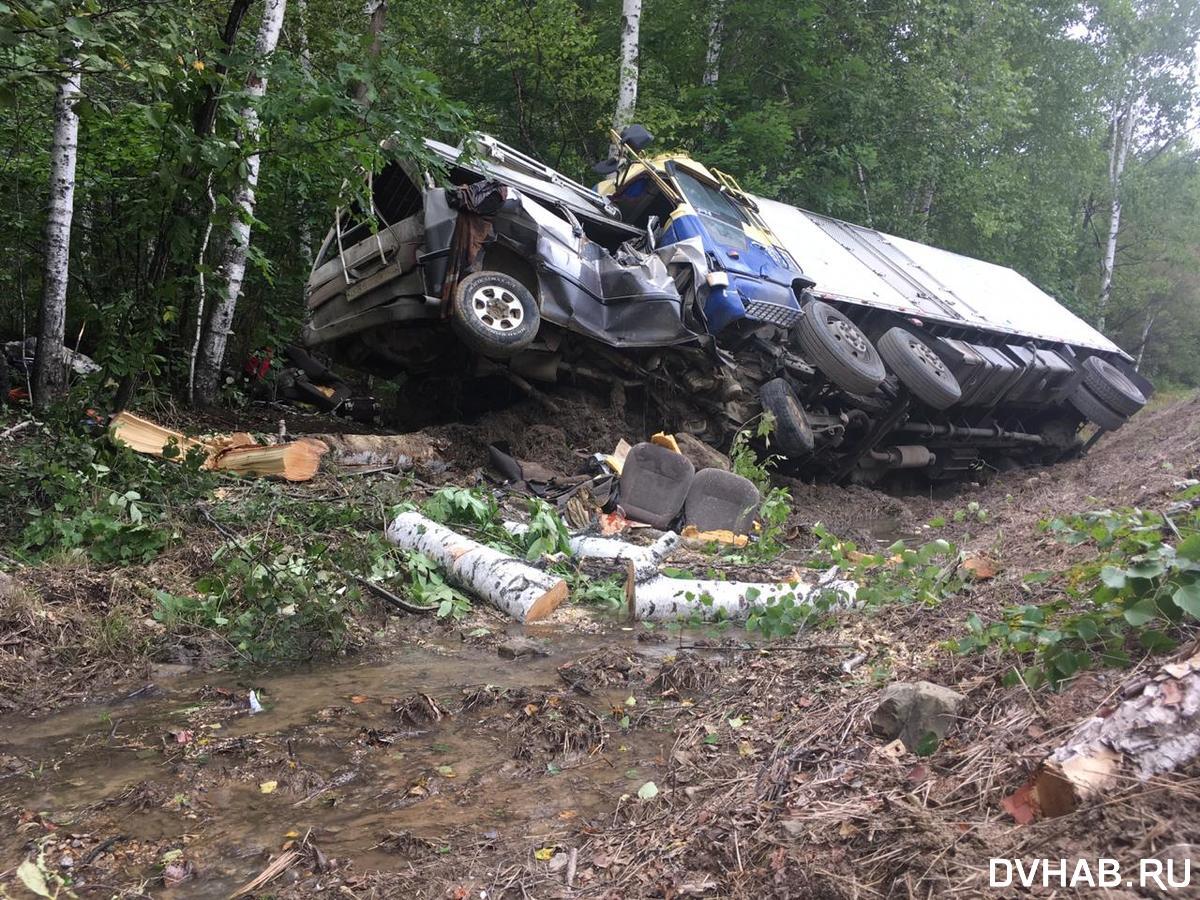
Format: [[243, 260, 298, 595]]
[[194, 0, 289, 405], [1097, 94, 1136, 330], [702, 0, 724, 87], [32, 44, 82, 411], [610, 0, 642, 157]]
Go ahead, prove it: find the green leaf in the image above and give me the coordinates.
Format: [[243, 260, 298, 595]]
[[636, 781, 659, 800], [16, 861, 52, 898], [1122, 599, 1159, 627], [1176, 534, 1200, 563], [1172, 581, 1200, 619], [1099, 566, 1127, 589]]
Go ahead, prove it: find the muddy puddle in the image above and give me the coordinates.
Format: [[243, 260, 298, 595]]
[[0, 624, 713, 897]]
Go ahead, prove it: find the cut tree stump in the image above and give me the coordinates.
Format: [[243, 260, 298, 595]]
[[387, 512, 567, 622], [1030, 650, 1200, 817]]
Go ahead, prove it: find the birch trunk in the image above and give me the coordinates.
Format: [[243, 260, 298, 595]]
[[1098, 96, 1136, 332], [351, 0, 387, 105], [194, 0, 288, 405], [33, 46, 82, 411], [610, 0, 642, 157], [387, 513, 568, 622], [1135, 308, 1157, 372], [702, 1, 724, 87], [1032, 651, 1200, 817]]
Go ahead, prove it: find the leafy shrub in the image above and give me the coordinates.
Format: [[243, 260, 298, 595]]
[[952, 490, 1200, 688]]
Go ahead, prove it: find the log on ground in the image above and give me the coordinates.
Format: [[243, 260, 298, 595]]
[[387, 512, 567, 622], [1031, 650, 1200, 817]]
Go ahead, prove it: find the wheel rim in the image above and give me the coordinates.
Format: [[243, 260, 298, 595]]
[[470, 284, 524, 332], [826, 313, 871, 361], [909, 337, 951, 382]]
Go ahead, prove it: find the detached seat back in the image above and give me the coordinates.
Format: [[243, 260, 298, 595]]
[[619, 442, 696, 529], [684, 469, 762, 535]]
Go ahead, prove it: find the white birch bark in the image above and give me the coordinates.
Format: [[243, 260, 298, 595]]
[[33, 45, 83, 411], [610, 0, 642, 157], [1033, 651, 1200, 817], [703, 1, 724, 87], [1135, 308, 1156, 372], [1098, 95, 1136, 332], [387, 513, 568, 622], [194, 0, 288, 404]]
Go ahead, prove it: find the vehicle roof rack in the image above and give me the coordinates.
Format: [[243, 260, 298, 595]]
[[467, 132, 618, 217]]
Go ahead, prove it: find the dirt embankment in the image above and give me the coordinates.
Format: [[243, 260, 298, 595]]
[[1, 392, 1198, 898]]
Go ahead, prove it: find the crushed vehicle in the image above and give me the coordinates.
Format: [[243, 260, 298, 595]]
[[302, 127, 1151, 484]]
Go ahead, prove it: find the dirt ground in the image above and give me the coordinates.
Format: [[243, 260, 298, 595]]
[[2, 391, 1200, 898]]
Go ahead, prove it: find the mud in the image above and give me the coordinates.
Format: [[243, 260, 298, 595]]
[[0, 626, 710, 898]]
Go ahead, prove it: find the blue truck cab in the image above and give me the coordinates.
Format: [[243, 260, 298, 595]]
[[598, 153, 811, 337]]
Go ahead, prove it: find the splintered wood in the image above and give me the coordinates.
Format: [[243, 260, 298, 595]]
[[108, 411, 327, 482]]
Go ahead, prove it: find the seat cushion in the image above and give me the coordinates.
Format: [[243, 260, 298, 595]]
[[619, 442, 696, 529], [684, 468, 762, 534]]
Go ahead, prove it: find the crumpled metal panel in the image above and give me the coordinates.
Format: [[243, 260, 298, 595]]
[[755, 197, 1128, 359], [499, 189, 703, 349]]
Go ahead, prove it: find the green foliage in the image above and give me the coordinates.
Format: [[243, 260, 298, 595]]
[[813, 525, 962, 609], [952, 490, 1200, 688], [746, 523, 963, 639], [726, 420, 793, 562], [0, 419, 212, 564]]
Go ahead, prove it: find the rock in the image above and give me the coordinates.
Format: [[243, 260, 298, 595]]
[[497, 636, 550, 660], [870, 681, 965, 752], [0, 570, 15, 601], [675, 433, 731, 472]]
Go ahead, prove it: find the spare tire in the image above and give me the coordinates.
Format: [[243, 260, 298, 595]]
[[1080, 356, 1145, 418], [877, 328, 962, 410], [1069, 384, 1126, 431], [759, 378, 815, 457], [796, 301, 887, 395], [450, 271, 540, 359]]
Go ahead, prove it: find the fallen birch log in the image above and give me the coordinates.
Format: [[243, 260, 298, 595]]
[[503, 522, 679, 577], [1031, 650, 1200, 817], [387, 512, 567, 622], [108, 411, 327, 481], [212, 438, 327, 481], [506, 519, 855, 622], [633, 568, 857, 622]]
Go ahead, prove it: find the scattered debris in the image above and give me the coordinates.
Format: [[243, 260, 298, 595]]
[[959, 552, 1000, 580], [498, 636, 551, 660], [869, 681, 965, 752], [248, 690, 264, 715], [619, 441, 695, 528], [674, 432, 731, 472], [683, 468, 761, 534]]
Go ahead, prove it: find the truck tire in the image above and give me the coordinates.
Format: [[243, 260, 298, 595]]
[[450, 271, 540, 359], [759, 378, 815, 456], [1069, 384, 1126, 431], [1080, 356, 1145, 417], [877, 328, 962, 410], [796, 300, 887, 395]]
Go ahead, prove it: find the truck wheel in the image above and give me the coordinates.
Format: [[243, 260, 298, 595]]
[[451, 271, 540, 359], [877, 327, 962, 410], [796, 300, 887, 395], [1069, 384, 1126, 431], [1080, 356, 1145, 417], [759, 378, 815, 456]]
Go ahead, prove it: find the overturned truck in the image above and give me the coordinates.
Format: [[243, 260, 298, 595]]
[[302, 128, 1150, 484]]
